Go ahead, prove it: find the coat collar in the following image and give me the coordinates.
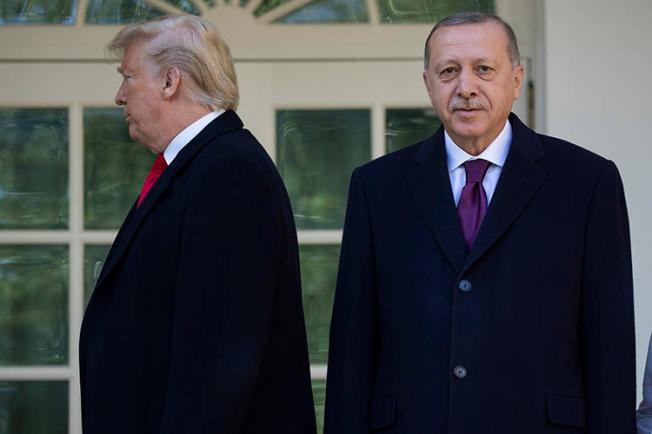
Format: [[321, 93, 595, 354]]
[[95, 110, 244, 290], [408, 113, 546, 274], [408, 126, 469, 272]]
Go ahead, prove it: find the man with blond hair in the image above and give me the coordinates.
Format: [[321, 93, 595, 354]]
[[79, 15, 316, 434]]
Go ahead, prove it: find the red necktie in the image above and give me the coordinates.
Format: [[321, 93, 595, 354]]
[[137, 154, 168, 208], [457, 159, 490, 249]]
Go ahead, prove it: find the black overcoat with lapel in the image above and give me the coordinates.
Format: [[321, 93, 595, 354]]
[[324, 114, 635, 434], [80, 111, 316, 434]]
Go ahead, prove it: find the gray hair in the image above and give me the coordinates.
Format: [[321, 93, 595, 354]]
[[108, 15, 239, 111], [423, 11, 521, 70]]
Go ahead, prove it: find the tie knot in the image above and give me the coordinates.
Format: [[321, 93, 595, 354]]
[[464, 159, 490, 184], [152, 154, 168, 175]]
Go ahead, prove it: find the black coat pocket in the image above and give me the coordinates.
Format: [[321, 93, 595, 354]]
[[369, 395, 397, 431], [546, 392, 586, 429]]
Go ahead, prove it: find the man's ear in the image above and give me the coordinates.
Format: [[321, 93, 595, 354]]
[[513, 63, 525, 100], [162, 67, 182, 100], [423, 70, 431, 93]]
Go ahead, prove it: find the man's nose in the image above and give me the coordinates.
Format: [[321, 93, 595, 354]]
[[114, 85, 126, 106], [456, 70, 478, 99]]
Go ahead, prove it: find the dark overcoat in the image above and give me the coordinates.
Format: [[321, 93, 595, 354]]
[[80, 111, 316, 434], [325, 114, 635, 434]]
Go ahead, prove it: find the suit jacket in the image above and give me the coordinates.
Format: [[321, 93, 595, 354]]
[[639, 333, 652, 433], [80, 111, 316, 434], [324, 114, 635, 434]]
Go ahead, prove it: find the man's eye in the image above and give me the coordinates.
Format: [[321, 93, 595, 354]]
[[477, 65, 494, 74], [439, 67, 457, 79]]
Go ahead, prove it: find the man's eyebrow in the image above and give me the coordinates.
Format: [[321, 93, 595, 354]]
[[117, 66, 124, 74], [433, 59, 459, 68]]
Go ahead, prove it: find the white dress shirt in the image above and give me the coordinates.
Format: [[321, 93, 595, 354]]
[[163, 110, 224, 164], [445, 120, 512, 206]]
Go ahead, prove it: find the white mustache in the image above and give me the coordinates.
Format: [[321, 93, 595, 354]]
[[450, 99, 485, 110]]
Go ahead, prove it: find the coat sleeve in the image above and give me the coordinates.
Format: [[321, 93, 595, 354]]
[[324, 168, 380, 434], [579, 160, 636, 433], [158, 152, 282, 434]]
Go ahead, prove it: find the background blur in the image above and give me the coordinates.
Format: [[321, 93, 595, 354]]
[[0, 0, 650, 433]]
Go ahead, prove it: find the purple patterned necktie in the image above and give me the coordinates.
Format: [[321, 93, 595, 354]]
[[457, 159, 491, 249]]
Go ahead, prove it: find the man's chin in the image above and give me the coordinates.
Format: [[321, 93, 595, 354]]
[[126, 127, 141, 145], [448, 120, 487, 139]]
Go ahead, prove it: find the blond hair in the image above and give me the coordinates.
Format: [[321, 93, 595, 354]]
[[109, 15, 239, 111]]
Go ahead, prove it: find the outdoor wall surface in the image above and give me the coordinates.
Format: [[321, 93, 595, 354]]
[[544, 0, 652, 396]]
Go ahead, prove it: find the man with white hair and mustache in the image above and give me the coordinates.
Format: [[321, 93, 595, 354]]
[[325, 11, 635, 434]]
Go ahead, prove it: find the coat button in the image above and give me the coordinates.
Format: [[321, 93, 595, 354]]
[[458, 279, 472, 293], [453, 365, 467, 379]]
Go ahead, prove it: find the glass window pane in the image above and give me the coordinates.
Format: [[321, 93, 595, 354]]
[[300, 245, 339, 364], [0, 381, 68, 434], [85, 0, 164, 24], [0, 108, 68, 229], [385, 108, 440, 153], [84, 107, 153, 229], [312, 379, 325, 434], [277, 109, 370, 229], [254, 0, 292, 17], [0, 246, 68, 366], [0, 0, 77, 25], [84, 244, 111, 305], [274, 0, 368, 23], [165, 0, 200, 14], [378, 0, 493, 24]]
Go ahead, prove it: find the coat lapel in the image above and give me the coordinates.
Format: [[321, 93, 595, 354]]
[[462, 114, 546, 272], [408, 129, 468, 273], [95, 110, 244, 290], [94, 200, 137, 287]]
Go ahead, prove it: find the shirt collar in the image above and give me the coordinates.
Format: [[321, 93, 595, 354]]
[[444, 119, 512, 172], [163, 110, 224, 164]]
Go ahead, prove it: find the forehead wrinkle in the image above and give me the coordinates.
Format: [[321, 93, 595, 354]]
[[122, 41, 156, 78], [431, 41, 507, 68]]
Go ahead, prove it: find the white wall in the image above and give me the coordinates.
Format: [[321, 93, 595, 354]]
[[543, 0, 652, 397]]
